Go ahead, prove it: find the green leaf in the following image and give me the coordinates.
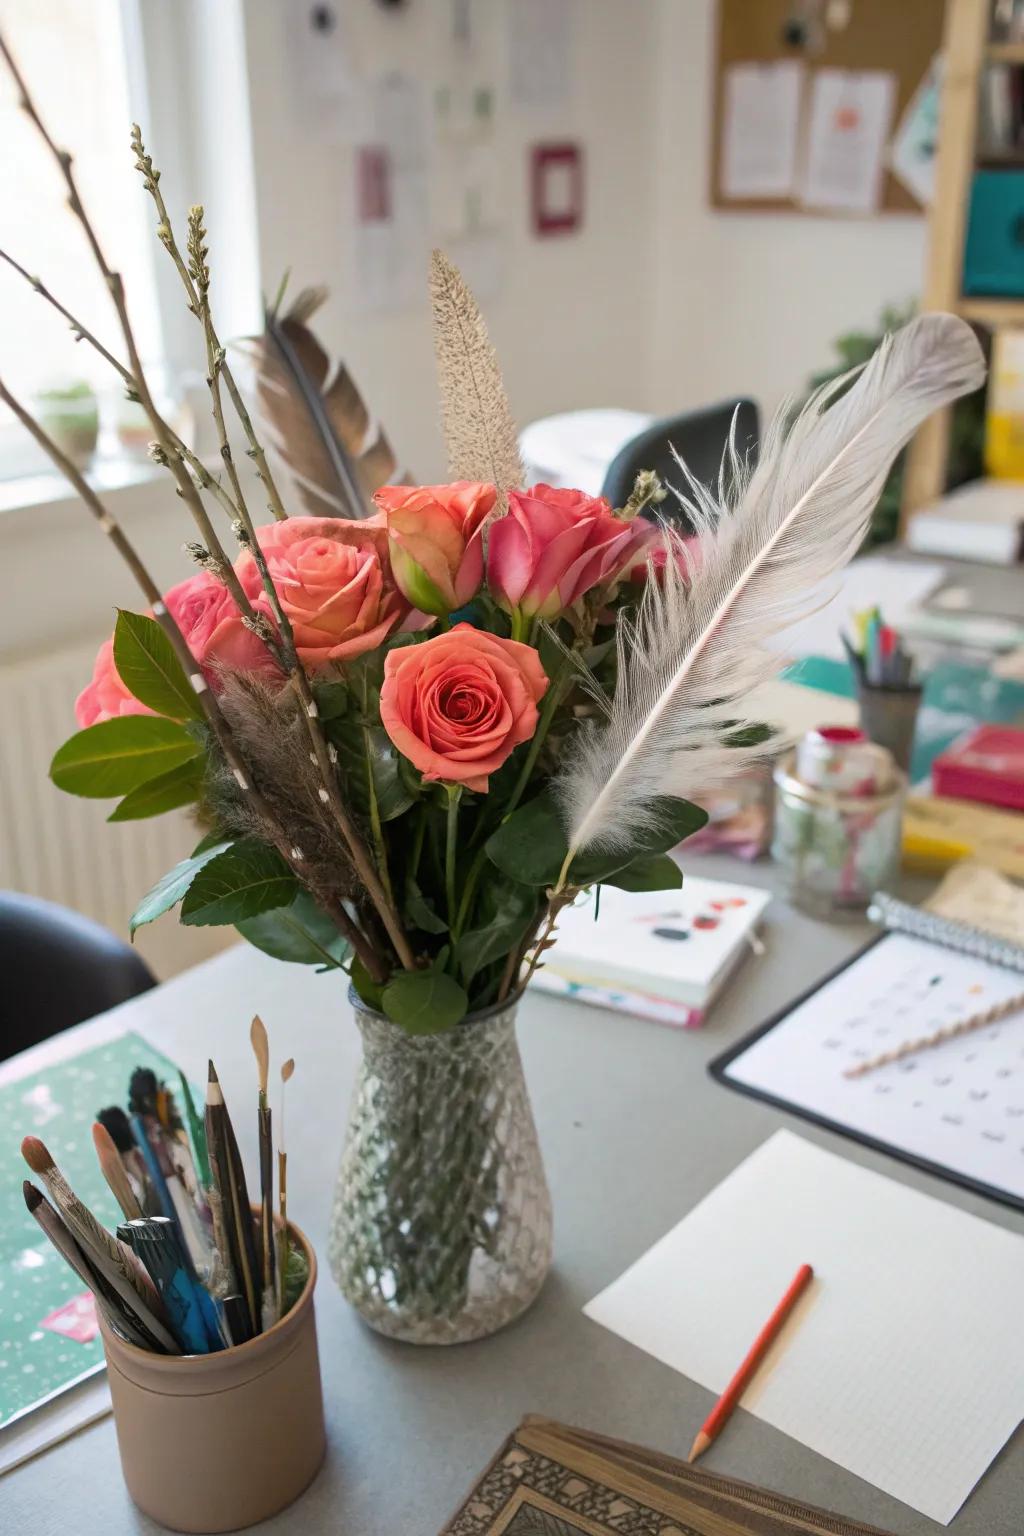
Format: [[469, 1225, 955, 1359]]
[[130, 839, 233, 936], [180, 839, 298, 927], [484, 791, 708, 888], [456, 880, 538, 986], [313, 680, 349, 722], [603, 852, 684, 892], [192, 827, 229, 855], [723, 720, 774, 749], [112, 609, 203, 722], [328, 714, 416, 823], [350, 956, 386, 1012], [236, 891, 350, 968], [51, 716, 201, 798], [108, 756, 205, 822], [381, 967, 468, 1034], [405, 878, 448, 935]]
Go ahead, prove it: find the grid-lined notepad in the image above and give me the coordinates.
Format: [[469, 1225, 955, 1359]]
[[584, 1131, 1024, 1524]]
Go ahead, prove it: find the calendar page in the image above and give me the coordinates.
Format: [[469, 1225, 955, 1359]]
[[717, 933, 1024, 1207]]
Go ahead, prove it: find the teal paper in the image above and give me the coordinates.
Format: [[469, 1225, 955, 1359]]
[[0, 1032, 191, 1428]]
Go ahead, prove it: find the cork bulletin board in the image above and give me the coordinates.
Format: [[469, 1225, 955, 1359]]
[[711, 0, 945, 214]]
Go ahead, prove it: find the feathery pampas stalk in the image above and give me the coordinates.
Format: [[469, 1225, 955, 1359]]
[[429, 248, 524, 501], [554, 313, 985, 879]]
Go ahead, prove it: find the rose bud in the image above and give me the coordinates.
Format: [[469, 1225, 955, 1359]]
[[372, 480, 496, 617]]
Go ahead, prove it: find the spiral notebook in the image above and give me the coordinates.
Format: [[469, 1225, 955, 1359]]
[[712, 894, 1024, 1209]]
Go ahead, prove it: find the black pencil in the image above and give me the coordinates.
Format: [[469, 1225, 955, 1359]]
[[205, 1061, 255, 1339], [206, 1060, 261, 1334]]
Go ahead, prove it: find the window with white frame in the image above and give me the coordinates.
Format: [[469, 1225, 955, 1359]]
[[0, 0, 174, 478]]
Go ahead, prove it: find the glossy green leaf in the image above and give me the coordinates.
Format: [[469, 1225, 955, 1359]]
[[484, 790, 707, 888], [603, 852, 683, 892], [236, 891, 351, 968], [113, 609, 203, 721], [108, 756, 205, 822], [129, 839, 233, 936], [51, 716, 201, 799], [381, 967, 468, 1035], [313, 680, 349, 722], [457, 880, 538, 986], [180, 839, 297, 927], [405, 878, 448, 935], [350, 956, 386, 1012]]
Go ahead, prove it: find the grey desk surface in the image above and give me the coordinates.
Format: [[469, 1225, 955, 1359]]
[[3, 852, 1023, 1536]]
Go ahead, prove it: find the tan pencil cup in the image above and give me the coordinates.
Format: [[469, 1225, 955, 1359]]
[[99, 1221, 326, 1533]]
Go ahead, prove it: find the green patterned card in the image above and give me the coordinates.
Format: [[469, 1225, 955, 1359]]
[[0, 1031, 190, 1429]]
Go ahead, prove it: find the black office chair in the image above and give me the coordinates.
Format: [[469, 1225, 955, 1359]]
[[601, 398, 759, 532], [0, 891, 156, 1060]]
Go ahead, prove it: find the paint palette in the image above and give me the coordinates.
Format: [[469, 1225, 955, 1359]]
[[530, 876, 771, 1026]]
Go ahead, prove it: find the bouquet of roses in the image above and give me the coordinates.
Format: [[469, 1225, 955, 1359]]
[[3, 39, 984, 1038]]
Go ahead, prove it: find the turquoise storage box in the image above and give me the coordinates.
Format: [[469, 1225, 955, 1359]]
[[963, 171, 1024, 297]]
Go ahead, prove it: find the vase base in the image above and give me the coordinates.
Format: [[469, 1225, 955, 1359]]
[[336, 1262, 551, 1346]]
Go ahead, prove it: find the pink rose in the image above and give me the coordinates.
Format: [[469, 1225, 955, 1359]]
[[629, 531, 701, 585], [164, 572, 282, 682], [75, 638, 154, 727], [487, 484, 656, 621], [379, 623, 548, 791], [372, 480, 495, 616], [236, 518, 408, 669]]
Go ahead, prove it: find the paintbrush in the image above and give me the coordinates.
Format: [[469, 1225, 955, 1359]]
[[250, 1016, 278, 1329], [23, 1181, 153, 1350], [92, 1121, 144, 1221], [98, 1104, 155, 1213], [278, 1057, 294, 1303], [21, 1137, 180, 1353], [205, 1061, 258, 1338]]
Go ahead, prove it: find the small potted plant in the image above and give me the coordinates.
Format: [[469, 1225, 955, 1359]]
[[35, 379, 99, 467]]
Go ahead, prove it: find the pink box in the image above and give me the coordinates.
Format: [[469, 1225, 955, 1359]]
[[932, 725, 1024, 812]]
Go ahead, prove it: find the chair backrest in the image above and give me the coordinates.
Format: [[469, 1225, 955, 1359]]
[[0, 891, 156, 1060], [601, 398, 760, 531]]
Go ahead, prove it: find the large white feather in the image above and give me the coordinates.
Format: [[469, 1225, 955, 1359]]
[[556, 313, 985, 863]]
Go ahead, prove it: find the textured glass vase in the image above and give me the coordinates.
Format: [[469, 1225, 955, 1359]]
[[328, 991, 553, 1344]]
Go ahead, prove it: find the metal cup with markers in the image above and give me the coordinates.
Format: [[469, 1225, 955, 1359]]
[[773, 725, 905, 919]]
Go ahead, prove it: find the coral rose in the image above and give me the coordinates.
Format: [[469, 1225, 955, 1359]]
[[75, 637, 154, 727], [373, 480, 495, 616], [237, 517, 408, 669], [487, 484, 656, 622], [164, 572, 282, 681], [75, 572, 279, 727], [380, 623, 548, 791]]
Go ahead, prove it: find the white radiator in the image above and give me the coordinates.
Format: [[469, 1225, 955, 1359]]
[[0, 641, 232, 980]]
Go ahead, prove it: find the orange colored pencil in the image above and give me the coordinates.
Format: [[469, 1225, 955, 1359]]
[[688, 1261, 814, 1462]]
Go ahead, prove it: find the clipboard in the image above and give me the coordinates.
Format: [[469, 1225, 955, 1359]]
[[710, 909, 1024, 1214]]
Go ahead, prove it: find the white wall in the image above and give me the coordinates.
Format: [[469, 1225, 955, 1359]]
[[649, 0, 927, 421], [239, 0, 660, 481]]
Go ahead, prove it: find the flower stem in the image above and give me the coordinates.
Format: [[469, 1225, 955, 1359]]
[[445, 785, 461, 931]]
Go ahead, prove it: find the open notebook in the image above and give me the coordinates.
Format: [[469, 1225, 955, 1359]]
[[441, 1416, 896, 1535]]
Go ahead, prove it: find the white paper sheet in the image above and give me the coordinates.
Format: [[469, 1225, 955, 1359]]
[[351, 74, 430, 314], [724, 932, 1024, 1204], [507, 0, 572, 112], [720, 62, 804, 200], [800, 69, 896, 213], [585, 1130, 1024, 1523], [888, 55, 942, 206]]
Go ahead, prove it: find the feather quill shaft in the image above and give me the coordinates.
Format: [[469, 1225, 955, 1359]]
[[429, 249, 524, 500], [555, 314, 985, 872]]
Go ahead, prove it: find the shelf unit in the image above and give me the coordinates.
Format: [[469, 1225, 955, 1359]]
[[901, 0, 1024, 530]]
